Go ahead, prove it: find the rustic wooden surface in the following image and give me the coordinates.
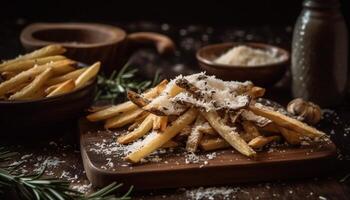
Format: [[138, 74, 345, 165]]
[[1, 21, 350, 199], [80, 118, 337, 190]]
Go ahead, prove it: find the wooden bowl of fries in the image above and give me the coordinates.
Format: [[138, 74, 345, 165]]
[[196, 42, 289, 86], [0, 45, 99, 132]]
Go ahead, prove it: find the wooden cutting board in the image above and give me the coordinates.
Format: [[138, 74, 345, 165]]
[[79, 118, 337, 190]]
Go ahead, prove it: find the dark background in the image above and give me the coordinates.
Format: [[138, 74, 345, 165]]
[[1, 0, 349, 26]]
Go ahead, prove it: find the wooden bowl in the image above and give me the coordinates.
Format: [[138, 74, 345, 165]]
[[0, 71, 96, 134], [196, 42, 290, 86], [20, 23, 175, 74]]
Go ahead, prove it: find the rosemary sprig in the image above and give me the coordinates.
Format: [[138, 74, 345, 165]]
[[0, 147, 132, 200], [95, 61, 161, 103]]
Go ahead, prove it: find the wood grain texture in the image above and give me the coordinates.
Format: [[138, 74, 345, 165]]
[[79, 118, 337, 190]]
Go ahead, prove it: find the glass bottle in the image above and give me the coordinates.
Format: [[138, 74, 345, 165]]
[[291, 0, 348, 107]]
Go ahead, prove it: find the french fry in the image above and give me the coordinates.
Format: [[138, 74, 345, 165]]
[[105, 108, 145, 129], [117, 114, 154, 144], [86, 80, 168, 122], [45, 82, 61, 94], [249, 104, 325, 138], [0, 45, 66, 68], [47, 79, 75, 97], [175, 78, 201, 98], [46, 67, 86, 86], [6, 82, 29, 95], [248, 135, 280, 148], [26, 87, 46, 100], [142, 80, 184, 115], [0, 59, 75, 96], [128, 121, 141, 131], [278, 127, 302, 145], [127, 90, 150, 107], [153, 116, 162, 130], [9, 68, 53, 100], [1, 71, 17, 80], [200, 137, 230, 151], [159, 116, 168, 132], [129, 113, 150, 130], [186, 115, 204, 152], [0, 55, 66, 73], [153, 115, 168, 131], [241, 121, 261, 142], [249, 86, 266, 99], [75, 62, 100, 89], [201, 111, 256, 157], [162, 140, 179, 148], [125, 108, 198, 163], [198, 125, 217, 136], [258, 123, 280, 134]]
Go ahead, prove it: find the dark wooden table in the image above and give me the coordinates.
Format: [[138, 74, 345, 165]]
[[1, 21, 350, 200]]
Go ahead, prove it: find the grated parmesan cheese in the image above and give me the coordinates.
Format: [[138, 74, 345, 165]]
[[149, 72, 252, 114], [214, 45, 286, 66]]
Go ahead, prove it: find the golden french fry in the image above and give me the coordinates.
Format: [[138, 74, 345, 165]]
[[9, 68, 53, 100], [88, 101, 136, 122], [127, 90, 150, 107], [248, 135, 280, 148], [131, 113, 149, 131], [126, 108, 198, 163], [198, 125, 217, 136], [26, 87, 46, 100], [258, 123, 280, 134], [201, 111, 256, 157], [278, 127, 302, 145], [0, 45, 66, 68], [153, 115, 167, 130], [47, 79, 75, 97], [159, 116, 168, 132], [162, 140, 178, 148], [128, 121, 141, 131], [6, 82, 29, 95], [200, 137, 230, 151], [46, 67, 86, 86], [0, 60, 75, 96], [167, 81, 184, 97], [186, 115, 204, 152], [175, 125, 192, 139], [1, 71, 17, 80], [117, 114, 154, 144], [249, 104, 325, 138], [249, 86, 266, 99], [75, 62, 100, 89], [241, 121, 261, 142], [45, 82, 60, 94], [142, 80, 184, 115], [105, 108, 145, 129], [0, 55, 66, 73], [86, 80, 168, 122]]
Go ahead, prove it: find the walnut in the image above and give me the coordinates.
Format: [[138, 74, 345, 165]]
[[287, 98, 321, 125]]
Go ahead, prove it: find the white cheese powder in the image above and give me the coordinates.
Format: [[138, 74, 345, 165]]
[[215, 45, 286, 66]]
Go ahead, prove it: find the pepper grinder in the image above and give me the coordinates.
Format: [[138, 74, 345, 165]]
[[291, 0, 348, 107]]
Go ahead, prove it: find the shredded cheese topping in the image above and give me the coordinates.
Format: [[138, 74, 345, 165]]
[[148, 72, 253, 115]]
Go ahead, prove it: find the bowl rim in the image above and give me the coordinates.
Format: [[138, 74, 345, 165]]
[[196, 42, 290, 69], [20, 22, 127, 49]]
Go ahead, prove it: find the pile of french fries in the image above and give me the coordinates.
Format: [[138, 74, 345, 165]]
[[87, 73, 326, 163], [0, 45, 100, 100]]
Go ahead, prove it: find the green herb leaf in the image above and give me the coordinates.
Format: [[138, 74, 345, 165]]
[[95, 60, 161, 103]]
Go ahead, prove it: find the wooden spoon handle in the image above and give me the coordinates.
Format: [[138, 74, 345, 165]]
[[127, 32, 175, 54]]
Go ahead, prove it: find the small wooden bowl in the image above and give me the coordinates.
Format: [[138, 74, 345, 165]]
[[196, 42, 290, 86], [20, 23, 175, 74], [0, 69, 96, 134]]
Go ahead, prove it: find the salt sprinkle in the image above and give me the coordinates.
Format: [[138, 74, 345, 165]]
[[185, 187, 241, 200]]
